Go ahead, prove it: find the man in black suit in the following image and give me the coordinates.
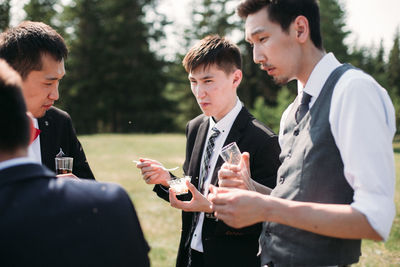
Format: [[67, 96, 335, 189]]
[[0, 21, 94, 179], [136, 35, 281, 267], [0, 59, 150, 266]]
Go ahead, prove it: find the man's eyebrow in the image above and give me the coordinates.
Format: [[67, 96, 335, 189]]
[[246, 27, 266, 42], [188, 74, 214, 80], [44, 77, 59, 81], [44, 74, 65, 80], [200, 75, 214, 80]]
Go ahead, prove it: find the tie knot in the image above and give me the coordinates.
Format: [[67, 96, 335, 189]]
[[300, 92, 312, 105], [211, 127, 220, 136]]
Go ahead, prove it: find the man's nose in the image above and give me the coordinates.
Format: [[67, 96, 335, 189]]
[[193, 85, 206, 99], [253, 45, 265, 64], [49, 82, 59, 101]]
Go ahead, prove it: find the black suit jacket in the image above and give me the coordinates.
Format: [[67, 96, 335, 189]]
[[154, 107, 281, 267], [0, 162, 150, 267], [38, 106, 95, 179]]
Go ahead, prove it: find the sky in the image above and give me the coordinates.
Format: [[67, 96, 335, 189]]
[[10, 0, 400, 57], [344, 0, 400, 53]]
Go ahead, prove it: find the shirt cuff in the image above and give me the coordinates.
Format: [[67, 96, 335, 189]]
[[351, 190, 395, 241]]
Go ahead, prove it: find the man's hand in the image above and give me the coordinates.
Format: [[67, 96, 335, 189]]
[[169, 180, 212, 213], [56, 173, 78, 179], [208, 185, 267, 228], [218, 152, 255, 191], [135, 158, 171, 187]]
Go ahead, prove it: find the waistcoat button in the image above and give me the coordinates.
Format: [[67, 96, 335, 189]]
[[294, 129, 300, 136]]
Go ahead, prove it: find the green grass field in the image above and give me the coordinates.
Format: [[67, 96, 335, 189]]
[[79, 134, 400, 267]]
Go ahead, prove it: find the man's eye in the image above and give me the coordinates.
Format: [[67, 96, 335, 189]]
[[205, 80, 212, 83]]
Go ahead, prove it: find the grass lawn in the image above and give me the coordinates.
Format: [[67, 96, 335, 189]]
[[79, 133, 400, 267]]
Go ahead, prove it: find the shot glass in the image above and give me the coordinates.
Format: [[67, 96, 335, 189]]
[[168, 176, 191, 195], [55, 157, 73, 175], [220, 142, 241, 165]]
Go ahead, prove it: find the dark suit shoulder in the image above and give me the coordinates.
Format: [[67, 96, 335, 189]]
[[42, 106, 71, 121], [248, 117, 277, 139], [239, 107, 277, 139], [48, 178, 128, 204], [187, 114, 207, 132]]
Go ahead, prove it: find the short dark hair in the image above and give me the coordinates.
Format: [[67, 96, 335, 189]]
[[0, 21, 68, 79], [237, 0, 323, 49], [0, 59, 30, 152], [182, 35, 242, 74]]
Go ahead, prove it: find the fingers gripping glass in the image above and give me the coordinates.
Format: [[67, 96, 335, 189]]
[[219, 142, 255, 191]]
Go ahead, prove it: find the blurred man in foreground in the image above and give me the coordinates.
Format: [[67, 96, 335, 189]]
[[0, 59, 150, 267]]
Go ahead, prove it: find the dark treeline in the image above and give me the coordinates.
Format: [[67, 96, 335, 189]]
[[1, 0, 400, 134]]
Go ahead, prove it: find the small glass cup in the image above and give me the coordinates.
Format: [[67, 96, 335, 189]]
[[168, 176, 191, 195], [220, 142, 241, 165], [55, 157, 73, 175]]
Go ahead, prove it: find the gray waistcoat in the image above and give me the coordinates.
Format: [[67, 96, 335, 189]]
[[260, 64, 361, 266]]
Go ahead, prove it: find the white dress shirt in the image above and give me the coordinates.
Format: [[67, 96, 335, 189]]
[[191, 98, 243, 252], [279, 53, 396, 240], [27, 118, 42, 164]]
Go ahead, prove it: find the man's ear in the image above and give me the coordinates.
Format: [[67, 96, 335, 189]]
[[293, 15, 310, 44], [232, 69, 243, 87]]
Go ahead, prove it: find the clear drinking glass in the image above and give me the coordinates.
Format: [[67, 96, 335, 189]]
[[55, 157, 73, 175], [220, 142, 241, 165], [167, 176, 191, 195]]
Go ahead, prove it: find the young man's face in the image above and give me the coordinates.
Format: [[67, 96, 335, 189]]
[[21, 53, 65, 118], [189, 64, 241, 121], [245, 7, 300, 85]]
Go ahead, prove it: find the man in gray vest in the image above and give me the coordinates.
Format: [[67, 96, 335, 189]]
[[208, 0, 396, 266]]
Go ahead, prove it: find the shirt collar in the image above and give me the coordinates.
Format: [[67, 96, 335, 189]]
[[209, 97, 242, 134], [0, 157, 37, 172], [32, 117, 39, 128], [297, 52, 341, 98]]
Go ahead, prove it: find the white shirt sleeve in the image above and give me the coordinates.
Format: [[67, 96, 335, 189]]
[[329, 70, 396, 240]]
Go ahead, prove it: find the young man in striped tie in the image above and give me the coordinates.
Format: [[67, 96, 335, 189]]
[[136, 35, 281, 267]]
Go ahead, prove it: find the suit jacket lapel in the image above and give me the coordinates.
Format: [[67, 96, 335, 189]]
[[188, 118, 209, 190], [209, 107, 251, 186], [38, 112, 56, 169]]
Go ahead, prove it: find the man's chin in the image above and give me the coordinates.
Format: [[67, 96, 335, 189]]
[[272, 75, 290, 86], [32, 109, 47, 118]]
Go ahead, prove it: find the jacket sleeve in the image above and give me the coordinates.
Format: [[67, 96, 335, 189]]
[[250, 134, 281, 189], [64, 114, 95, 180]]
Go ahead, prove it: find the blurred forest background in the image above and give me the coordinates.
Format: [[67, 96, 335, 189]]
[[1, 0, 399, 134]]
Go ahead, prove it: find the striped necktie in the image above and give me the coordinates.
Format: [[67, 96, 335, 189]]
[[295, 91, 312, 123], [199, 127, 220, 193]]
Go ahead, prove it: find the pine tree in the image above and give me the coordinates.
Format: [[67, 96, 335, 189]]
[[319, 0, 350, 61], [24, 0, 58, 26], [60, 0, 172, 133], [387, 30, 400, 132], [0, 0, 11, 31]]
